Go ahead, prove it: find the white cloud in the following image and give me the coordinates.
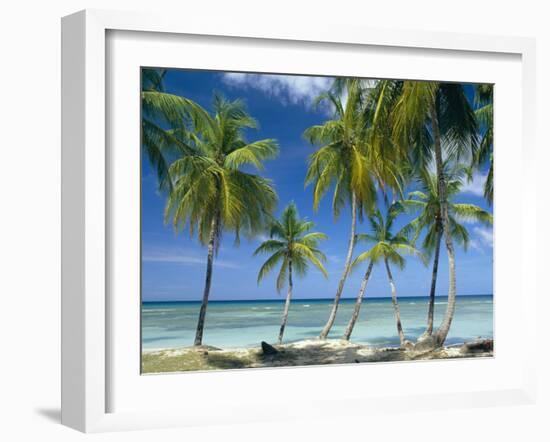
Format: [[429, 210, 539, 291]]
[[461, 171, 487, 197], [143, 250, 240, 269], [469, 239, 483, 253], [474, 226, 493, 248], [221, 73, 333, 108]]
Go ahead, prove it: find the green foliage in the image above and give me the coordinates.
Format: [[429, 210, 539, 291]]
[[390, 81, 479, 176], [353, 203, 424, 271], [254, 202, 328, 292], [140, 68, 213, 192], [141, 68, 172, 191], [473, 84, 494, 203], [163, 93, 279, 250], [141, 68, 166, 92], [304, 78, 405, 218], [437, 83, 479, 162], [400, 163, 493, 256]]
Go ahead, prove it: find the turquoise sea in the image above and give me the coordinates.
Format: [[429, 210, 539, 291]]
[[142, 294, 493, 350]]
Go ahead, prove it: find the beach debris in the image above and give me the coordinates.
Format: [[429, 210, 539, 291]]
[[460, 339, 493, 354], [261, 341, 279, 355]]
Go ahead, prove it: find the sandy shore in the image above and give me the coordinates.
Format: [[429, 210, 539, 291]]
[[141, 338, 492, 374]]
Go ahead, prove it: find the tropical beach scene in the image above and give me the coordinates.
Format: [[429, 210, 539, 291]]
[[141, 68, 494, 374]]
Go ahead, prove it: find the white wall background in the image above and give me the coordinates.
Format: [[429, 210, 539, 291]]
[[0, 1, 548, 441]]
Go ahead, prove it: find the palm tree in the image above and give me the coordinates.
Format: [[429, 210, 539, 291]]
[[304, 78, 403, 339], [254, 203, 328, 344], [141, 68, 172, 191], [164, 94, 279, 346], [472, 84, 493, 203], [391, 81, 478, 347], [402, 163, 493, 337], [345, 203, 423, 345], [141, 68, 209, 192]]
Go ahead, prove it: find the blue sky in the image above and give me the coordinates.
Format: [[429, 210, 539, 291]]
[[142, 70, 493, 302]]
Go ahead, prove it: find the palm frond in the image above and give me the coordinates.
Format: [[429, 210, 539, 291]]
[[355, 233, 378, 244], [293, 243, 328, 278], [438, 83, 479, 162], [451, 203, 493, 225], [449, 216, 470, 250], [257, 250, 286, 285], [253, 240, 285, 256], [224, 139, 279, 170]]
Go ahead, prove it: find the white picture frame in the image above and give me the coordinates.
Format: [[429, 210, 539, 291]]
[[61, 9, 537, 433]]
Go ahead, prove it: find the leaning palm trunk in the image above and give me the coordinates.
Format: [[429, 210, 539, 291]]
[[424, 225, 443, 337], [319, 193, 357, 339], [342, 261, 374, 341], [429, 103, 457, 347], [278, 260, 293, 344], [194, 215, 219, 346], [384, 258, 406, 346]]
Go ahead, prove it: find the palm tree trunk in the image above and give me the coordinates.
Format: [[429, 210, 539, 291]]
[[342, 261, 374, 341], [424, 224, 443, 336], [278, 259, 293, 344], [193, 214, 219, 346], [429, 102, 457, 347], [384, 258, 406, 346], [319, 193, 357, 339]]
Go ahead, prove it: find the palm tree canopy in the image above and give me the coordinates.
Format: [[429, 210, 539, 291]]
[[353, 203, 424, 270], [142, 68, 166, 92], [365, 80, 432, 183], [164, 94, 279, 249], [400, 163, 493, 256], [141, 68, 213, 192], [141, 68, 172, 191], [304, 78, 405, 217], [473, 84, 493, 203], [390, 81, 479, 170], [254, 202, 328, 292]]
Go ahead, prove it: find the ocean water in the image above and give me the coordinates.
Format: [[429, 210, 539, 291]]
[[142, 295, 493, 350]]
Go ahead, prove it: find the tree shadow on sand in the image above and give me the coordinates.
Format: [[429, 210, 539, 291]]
[[205, 352, 258, 369]]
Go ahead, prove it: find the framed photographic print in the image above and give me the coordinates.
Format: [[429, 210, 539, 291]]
[[61, 9, 538, 432], [139, 67, 495, 374]]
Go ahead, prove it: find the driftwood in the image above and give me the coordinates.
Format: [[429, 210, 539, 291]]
[[460, 339, 493, 354]]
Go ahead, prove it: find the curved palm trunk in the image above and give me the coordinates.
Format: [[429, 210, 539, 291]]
[[384, 258, 406, 346], [485, 154, 494, 203], [278, 260, 293, 344], [342, 261, 374, 341], [194, 215, 219, 346], [424, 225, 443, 336], [429, 102, 457, 347], [319, 193, 357, 339]]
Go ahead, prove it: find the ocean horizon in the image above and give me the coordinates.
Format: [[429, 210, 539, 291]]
[[142, 294, 493, 351], [143, 293, 492, 304]]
